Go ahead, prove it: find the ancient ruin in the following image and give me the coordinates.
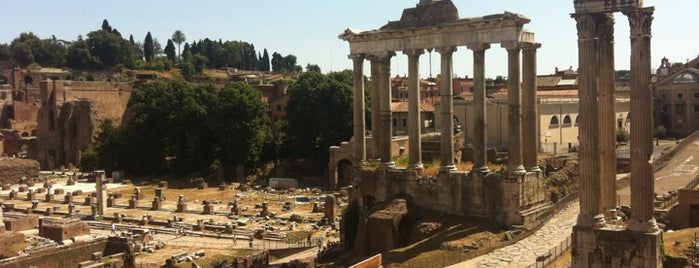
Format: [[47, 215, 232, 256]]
[[570, 0, 662, 267], [339, 0, 549, 256]]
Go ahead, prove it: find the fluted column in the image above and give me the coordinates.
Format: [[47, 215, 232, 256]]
[[350, 54, 367, 165], [573, 13, 605, 228], [369, 56, 381, 159], [437, 47, 457, 172], [377, 52, 395, 168], [404, 49, 425, 170], [502, 41, 526, 177], [468, 43, 491, 174], [597, 14, 618, 220], [522, 43, 541, 172], [625, 7, 658, 233]]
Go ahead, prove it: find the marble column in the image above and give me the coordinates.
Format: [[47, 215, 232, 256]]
[[350, 54, 367, 165], [404, 49, 424, 170], [597, 14, 618, 220], [573, 13, 605, 228], [437, 47, 457, 172], [377, 52, 395, 168], [522, 43, 541, 172], [625, 7, 658, 233], [502, 41, 526, 177], [369, 56, 381, 160], [468, 43, 491, 174]]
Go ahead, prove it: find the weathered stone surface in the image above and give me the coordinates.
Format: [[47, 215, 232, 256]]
[[0, 158, 39, 184], [354, 199, 409, 256]]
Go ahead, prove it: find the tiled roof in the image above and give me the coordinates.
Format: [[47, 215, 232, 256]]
[[391, 102, 435, 112]]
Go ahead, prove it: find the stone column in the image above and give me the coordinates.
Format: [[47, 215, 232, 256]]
[[404, 49, 425, 170], [95, 170, 106, 217], [377, 52, 395, 167], [467, 43, 491, 173], [0, 201, 4, 233], [350, 54, 367, 165], [369, 56, 381, 159], [502, 41, 526, 177], [573, 13, 605, 228], [625, 7, 658, 233], [522, 43, 541, 172], [437, 46, 457, 172], [597, 13, 618, 220]]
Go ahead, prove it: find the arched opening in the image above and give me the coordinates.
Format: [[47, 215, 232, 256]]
[[575, 115, 580, 126], [563, 115, 572, 126], [550, 116, 559, 127], [336, 159, 353, 188]]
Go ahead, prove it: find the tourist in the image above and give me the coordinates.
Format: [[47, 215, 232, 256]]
[[111, 223, 116, 234]]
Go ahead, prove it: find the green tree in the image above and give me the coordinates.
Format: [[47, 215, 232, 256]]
[[101, 19, 112, 31], [66, 37, 99, 69], [306, 64, 321, 73], [86, 28, 133, 69], [144, 32, 154, 62], [164, 39, 176, 61], [171, 30, 186, 60], [261, 49, 270, 72], [285, 71, 354, 172]]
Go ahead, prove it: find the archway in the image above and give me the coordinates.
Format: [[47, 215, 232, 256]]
[[336, 159, 353, 188]]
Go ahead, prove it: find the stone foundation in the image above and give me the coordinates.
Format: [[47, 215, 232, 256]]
[[571, 226, 662, 267], [39, 218, 91, 243]]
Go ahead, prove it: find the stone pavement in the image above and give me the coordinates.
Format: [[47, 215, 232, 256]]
[[449, 202, 579, 268]]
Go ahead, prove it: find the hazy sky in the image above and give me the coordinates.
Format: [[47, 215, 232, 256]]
[[3, 0, 698, 78]]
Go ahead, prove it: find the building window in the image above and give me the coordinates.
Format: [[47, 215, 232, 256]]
[[661, 105, 669, 113], [676, 104, 686, 115], [402, 118, 407, 127], [694, 105, 699, 113], [393, 118, 397, 127], [661, 93, 667, 99], [694, 92, 699, 99], [562, 115, 572, 127], [549, 116, 559, 128], [677, 93, 684, 99]]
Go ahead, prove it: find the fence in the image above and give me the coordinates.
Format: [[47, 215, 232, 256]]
[[391, 192, 580, 268], [523, 237, 572, 268]]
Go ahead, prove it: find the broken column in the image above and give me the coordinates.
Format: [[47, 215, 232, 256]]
[[324, 195, 337, 224], [155, 188, 165, 201], [95, 170, 107, 218], [64, 192, 73, 204], [26, 189, 35, 201], [203, 201, 214, 215], [128, 195, 138, 209], [133, 187, 142, 200], [152, 197, 162, 210], [177, 195, 187, 213]]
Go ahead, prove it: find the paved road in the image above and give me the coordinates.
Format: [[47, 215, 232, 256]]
[[448, 202, 579, 268]]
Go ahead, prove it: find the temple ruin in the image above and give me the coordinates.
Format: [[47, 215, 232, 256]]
[[339, 0, 549, 255], [571, 0, 662, 267]]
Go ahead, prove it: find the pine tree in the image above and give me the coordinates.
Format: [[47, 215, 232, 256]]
[[144, 32, 154, 62]]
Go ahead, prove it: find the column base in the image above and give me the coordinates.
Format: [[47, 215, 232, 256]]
[[577, 213, 606, 229], [526, 166, 541, 172], [380, 162, 396, 169], [474, 165, 490, 175], [627, 218, 659, 233], [407, 163, 424, 171], [439, 165, 456, 173]]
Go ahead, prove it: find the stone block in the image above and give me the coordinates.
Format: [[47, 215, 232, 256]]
[[152, 198, 162, 210], [18, 185, 28, 192], [64, 193, 74, 204], [26, 181, 35, 187], [36, 187, 45, 193], [45, 193, 53, 202], [1, 184, 10, 190], [203, 204, 215, 214], [54, 188, 65, 195], [128, 199, 138, 209], [72, 190, 82, 196], [107, 197, 115, 207], [158, 181, 168, 188], [198, 182, 208, 189], [8, 190, 17, 199], [177, 203, 187, 213]]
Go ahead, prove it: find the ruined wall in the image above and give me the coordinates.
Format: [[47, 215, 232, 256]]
[[357, 168, 549, 228], [39, 220, 90, 242], [3, 214, 39, 232], [0, 237, 110, 268], [0, 158, 40, 184], [670, 189, 699, 229]]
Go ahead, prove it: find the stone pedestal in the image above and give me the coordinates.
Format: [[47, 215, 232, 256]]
[[128, 198, 138, 209], [107, 197, 115, 207], [54, 189, 64, 195], [26, 190, 35, 201], [325, 195, 337, 223], [44, 207, 52, 216], [177, 203, 187, 213], [113, 213, 123, 223], [203, 204, 215, 214], [152, 198, 162, 210], [155, 188, 165, 200], [8, 190, 16, 199], [199, 182, 208, 189], [64, 193, 73, 204], [18, 185, 27, 192], [572, 226, 662, 268], [45, 193, 53, 202]]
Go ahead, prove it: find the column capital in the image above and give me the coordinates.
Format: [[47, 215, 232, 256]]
[[572, 13, 598, 40], [501, 41, 521, 51], [348, 54, 365, 61], [403, 49, 425, 57], [368, 51, 396, 61], [597, 13, 615, 42], [467, 43, 491, 52], [521, 42, 542, 51], [435, 46, 457, 55], [624, 7, 654, 38]]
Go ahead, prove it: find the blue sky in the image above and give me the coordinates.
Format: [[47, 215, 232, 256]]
[[2, 0, 698, 78]]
